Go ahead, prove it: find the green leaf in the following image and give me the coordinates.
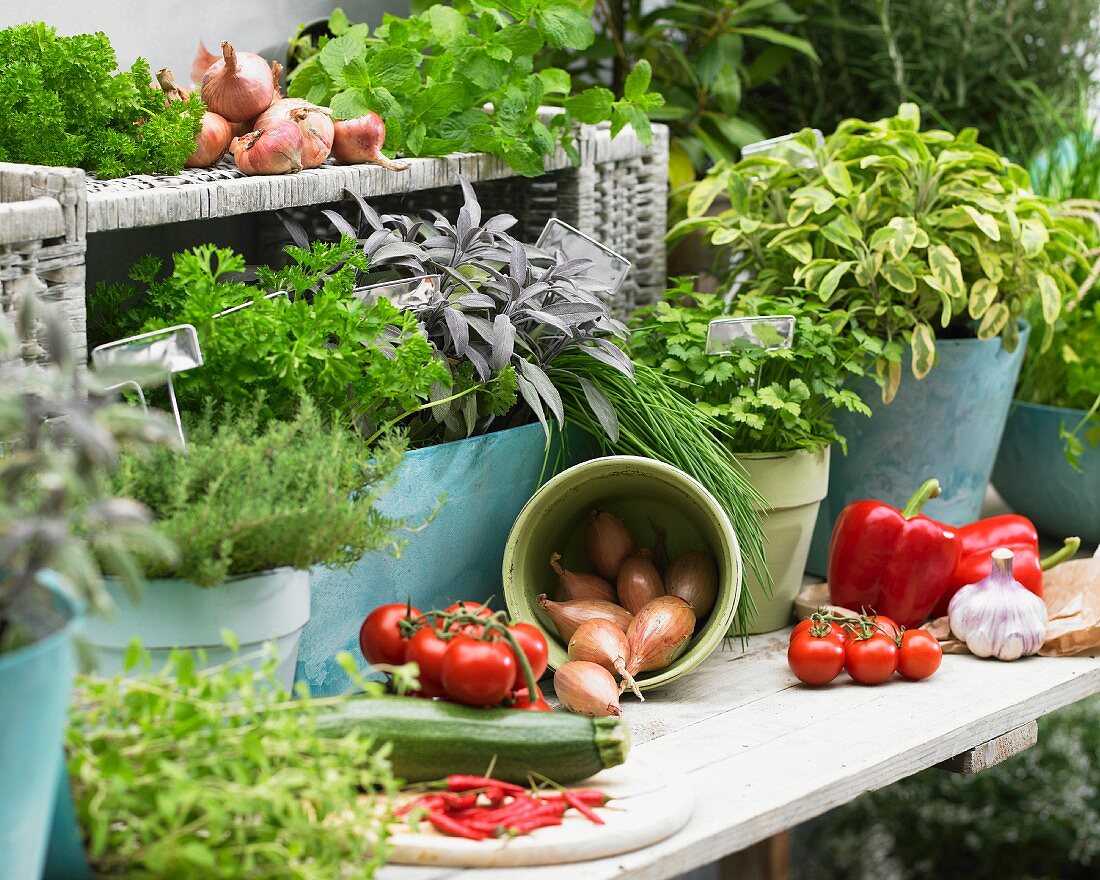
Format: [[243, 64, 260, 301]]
[[1019, 218, 1050, 258], [412, 81, 467, 121], [782, 241, 813, 264], [817, 261, 854, 301], [687, 174, 726, 218], [968, 279, 998, 319], [624, 60, 652, 101], [911, 322, 936, 379], [731, 27, 819, 60], [823, 161, 853, 196], [366, 46, 420, 91], [319, 35, 367, 82], [886, 217, 918, 260], [977, 302, 1010, 338], [536, 3, 595, 50], [328, 7, 350, 35], [564, 88, 614, 124], [1036, 272, 1061, 325], [425, 4, 467, 43], [329, 89, 373, 120], [880, 259, 916, 293], [961, 205, 1001, 241], [538, 67, 571, 96], [928, 244, 965, 298]]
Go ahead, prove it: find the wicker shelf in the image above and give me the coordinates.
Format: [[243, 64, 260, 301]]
[[1, 123, 669, 365]]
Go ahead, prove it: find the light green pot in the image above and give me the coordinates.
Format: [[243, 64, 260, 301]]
[[735, 448, 831, 634], [84, 568, 310, 689], [503, 455, 742, 692]]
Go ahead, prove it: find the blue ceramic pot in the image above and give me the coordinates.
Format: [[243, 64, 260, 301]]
[[806, 328, 1029, 575], [992, 400, 1100, 545], [0, 580, 81, 880], [297, 423, 553, 695]]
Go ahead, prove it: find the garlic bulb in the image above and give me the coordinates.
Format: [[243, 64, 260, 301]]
[[948, 547, 1047, 661]]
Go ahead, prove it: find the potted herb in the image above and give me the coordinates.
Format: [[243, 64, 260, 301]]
[[674, 104, 1089, 572], [628, 281, 872, 631], [0, 298, 173, 880], [85, 401, 402, 689]]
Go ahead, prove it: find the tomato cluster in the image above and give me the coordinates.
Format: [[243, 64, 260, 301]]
[[787, 611, 942, 687], [359, 601, 551, 709]]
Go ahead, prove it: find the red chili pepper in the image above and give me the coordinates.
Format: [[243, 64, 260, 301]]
[[396, 794, 445, 818], [564, 790, 605, 825], [509, 815, 563, 834], [539, 789, 609, 806], [428, 811, 489, 840], [446, 775, 526, 795], [827, 479, 961, 628], [482, 786, 505, 806], [933, 514, 1080, 616], [438, 792, 479, 810]]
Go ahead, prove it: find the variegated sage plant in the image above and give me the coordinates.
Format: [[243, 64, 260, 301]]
[[673, 104, 1091, 402]]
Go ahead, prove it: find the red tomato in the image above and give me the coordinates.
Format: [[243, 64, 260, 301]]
[[868, 614, 902, 641], [898, 629, 943, 681], [441, 638, 516, 707], [791, 619, 847, 644], [405, 626, 451, 697], [444, 601, 494, 618], [844, 633, 899, 684], [359, 603, 421, 667], [512, 685, 552, 711], [787, 631, 845, 686], [507, 622, 550, 689]]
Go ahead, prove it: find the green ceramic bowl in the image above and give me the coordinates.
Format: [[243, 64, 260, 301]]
[[502, 455, 742, 691]]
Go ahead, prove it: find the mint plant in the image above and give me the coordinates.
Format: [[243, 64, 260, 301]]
[[286, 2, 663, 176]]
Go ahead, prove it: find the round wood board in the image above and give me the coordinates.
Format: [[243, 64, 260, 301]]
[[386, 757, 693, 868]]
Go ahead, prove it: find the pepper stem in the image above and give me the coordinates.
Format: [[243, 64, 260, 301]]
[[901, 478, 942, 519], [1040, 537, 1081, 571]]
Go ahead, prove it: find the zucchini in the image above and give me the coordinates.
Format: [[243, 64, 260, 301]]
[[315, 696, 630, 784]]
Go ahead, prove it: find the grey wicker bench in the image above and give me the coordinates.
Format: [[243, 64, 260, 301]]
[[0, 123, 668, 367]]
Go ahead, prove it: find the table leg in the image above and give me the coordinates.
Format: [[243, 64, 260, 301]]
[[717, 832, 790, 880]]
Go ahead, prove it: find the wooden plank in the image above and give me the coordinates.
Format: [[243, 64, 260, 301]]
[[717, 833, 789, 880], [377, 631, 1100, 880], [936, 721, 1039, 774]]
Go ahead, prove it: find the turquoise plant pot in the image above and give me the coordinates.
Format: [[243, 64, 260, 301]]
[[807, 328, 1029, 574], [298, 423, 553, 696], [992, 400, 1100, 545], [0, 580, 81, 880]]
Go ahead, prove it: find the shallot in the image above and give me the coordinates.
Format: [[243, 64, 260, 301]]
[[554, 660, 622, 717], [191, 41, 218, 84], [625, 595, 696, 676], [666, 551, 718, 618], [568, 619, 643, 700], [156, 69, 232, 168], [585, 510, 636, 581], [256, 99, 333, 169], [616, 549, 664, 614], [201, 41, 278, 122], [550, 552, 616, 603], [536, 594, 632, 642], [230, 121, 304, 175], [331, 113, 409, 170]]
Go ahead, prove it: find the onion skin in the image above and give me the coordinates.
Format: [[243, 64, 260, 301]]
[[230, 121, 304, 175], [191, 41, 218, 85], [551, 552, 617, 603], [625, 595, 696, 676], [666, 551, 718, 619], [202, 41, 278, 123], [536, 594, 632, 643], [616, 549, 664, 614], [156, 68, 232, 169], [256, 99, 333, 169], [585, 510, 637, 582], [568, 619, 643, 700], [331, 113, 410, 171], [554, 660, 622, 717]]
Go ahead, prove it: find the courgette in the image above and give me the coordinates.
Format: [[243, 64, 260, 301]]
[[315, 696, 630, 784]]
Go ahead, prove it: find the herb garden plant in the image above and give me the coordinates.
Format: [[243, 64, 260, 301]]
[[286, 1, 663, 177], [674, 104, 1090, 403]]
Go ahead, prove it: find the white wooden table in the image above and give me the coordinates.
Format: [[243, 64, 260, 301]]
[[378, 628, 1100, 880]]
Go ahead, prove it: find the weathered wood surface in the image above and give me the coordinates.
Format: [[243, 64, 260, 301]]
[[378, 628, 1100, 880], [936, 721, 1039, 774]]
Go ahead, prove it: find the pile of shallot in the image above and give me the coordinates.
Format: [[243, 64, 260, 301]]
[[157, 41, 408, 177], [545, 511, 719, 717]]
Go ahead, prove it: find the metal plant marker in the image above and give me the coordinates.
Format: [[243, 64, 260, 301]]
[[705, 315, 796, 356], [91, 325, 203, 446], [352, 275, 442, 310], [535, 218, 631, 295]]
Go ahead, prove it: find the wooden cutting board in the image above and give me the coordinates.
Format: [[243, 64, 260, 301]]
[[386, 757, 693, 867]]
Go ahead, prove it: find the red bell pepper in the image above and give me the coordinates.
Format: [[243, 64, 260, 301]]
[[828, 479, 961, 628], [932, 514, 1080, 616]]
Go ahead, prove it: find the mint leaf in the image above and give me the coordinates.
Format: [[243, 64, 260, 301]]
[[538, 67, 571, 96], [564, 87, 614, 123], [367, 46, 420, 91], [624, 60, 652, 101], [328, 7, 350, 35], [535, 4, 594, 50], [330, 88, 373, 120], [319, 35, 367, 82], [497, 24, 544, 57], [412, 81, 468, 121], [426, 5, 467, 43]]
